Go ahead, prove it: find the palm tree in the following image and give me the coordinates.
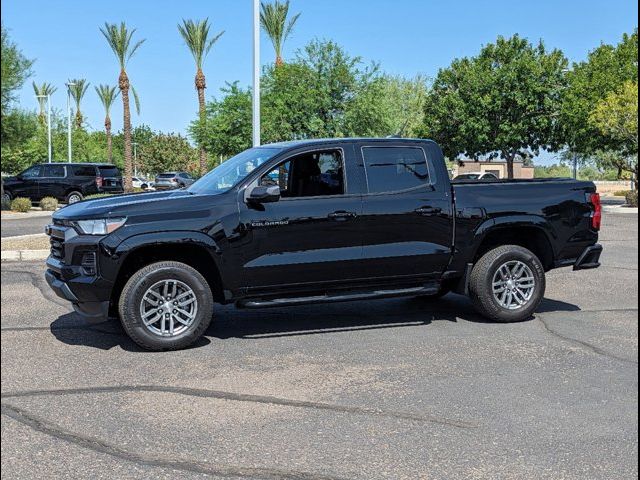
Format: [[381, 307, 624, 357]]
[[100, 22, 144, 192], [32, 82, 57, 125], [260, 0, 301, 67], [95, 84, 119, 163], [68, 79, 90, 128], [178, 18, 224, 175]]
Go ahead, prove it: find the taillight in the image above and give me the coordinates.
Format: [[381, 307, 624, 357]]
[[589, 192, 602, 230], [96, 176, 103, 188]]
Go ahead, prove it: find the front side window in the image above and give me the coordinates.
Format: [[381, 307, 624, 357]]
[[43, 165, 66, 178], [363, 147, 430, 194], [260, 150, 345, 198], [21, 165, 42, 178]]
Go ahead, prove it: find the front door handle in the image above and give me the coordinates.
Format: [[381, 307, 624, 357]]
[[415, 206, 442, 216], [328, 211, 357, 221]]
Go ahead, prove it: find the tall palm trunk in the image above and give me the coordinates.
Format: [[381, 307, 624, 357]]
[[105, 115, 113, 163], [119, 70, 133, 192], [195, 68, 207, 175], [75, 110, 83, 129]]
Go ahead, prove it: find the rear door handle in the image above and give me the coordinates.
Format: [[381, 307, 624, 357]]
[[415, 206, 442, 216], [328, 211, 357, 221]]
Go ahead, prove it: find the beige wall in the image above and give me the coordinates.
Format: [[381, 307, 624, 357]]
[[454, 162, 534, 179]]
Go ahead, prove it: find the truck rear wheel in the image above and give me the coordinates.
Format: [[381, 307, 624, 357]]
[[118, 261, 214, 351], [469, 245, 545, 323]]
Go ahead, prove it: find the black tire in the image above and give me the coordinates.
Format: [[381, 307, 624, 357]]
[[469, 245, 545, 323], [65, 191, 83, 204], [2, 190, 12, 204], [118, 261, 214, 351]]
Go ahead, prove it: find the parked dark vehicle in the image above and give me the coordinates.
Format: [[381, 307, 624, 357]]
[[154, 172, 195, 190], [44, 139, 602, 351], [3, 163, 123, 204]]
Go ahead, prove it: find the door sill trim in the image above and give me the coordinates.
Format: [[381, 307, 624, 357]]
[[236, 285, 438, 309]]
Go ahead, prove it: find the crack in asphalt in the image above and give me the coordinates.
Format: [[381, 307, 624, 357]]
[[536, 314, 638, 365], [1, 384, 477, 429], [0, 402, 350, 480]]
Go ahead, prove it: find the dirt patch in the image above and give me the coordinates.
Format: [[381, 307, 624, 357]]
[[1, 234, 49, 251]]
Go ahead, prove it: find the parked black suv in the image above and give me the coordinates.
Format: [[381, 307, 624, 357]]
[[45, 139, 602, 351], [3, 163, 123, 204]]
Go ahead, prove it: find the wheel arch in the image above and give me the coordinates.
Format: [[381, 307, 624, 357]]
[[109, 233, 226, 315], [473, 216, 556, 271]]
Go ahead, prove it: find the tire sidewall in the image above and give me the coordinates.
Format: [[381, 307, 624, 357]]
[[120, 264, 213, 350], [475, 247, 546, 322]]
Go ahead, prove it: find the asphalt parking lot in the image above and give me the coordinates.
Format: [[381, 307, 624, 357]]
[[1, 213, 637, 480]]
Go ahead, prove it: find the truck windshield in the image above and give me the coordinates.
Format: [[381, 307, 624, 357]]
[[188, 147, 282, 195]]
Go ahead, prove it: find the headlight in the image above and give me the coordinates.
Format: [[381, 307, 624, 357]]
[[74, 218, 127, 235]]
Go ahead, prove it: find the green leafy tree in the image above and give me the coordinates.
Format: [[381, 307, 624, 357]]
[[32, 82, 57, 125], [1, 23, 34, 117], [422, 34, 568, 178], [138, 133, 199, 175], [100, 22, 144, 191], [260, 0, 301, 67], [560, 30, 638, 157], [95, 84, 119, 163], [68, 79, 90, 128], [190, 82, 253, 161], [178, 18, 224, 175]]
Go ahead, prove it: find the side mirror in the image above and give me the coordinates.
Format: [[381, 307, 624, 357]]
[[247, 185, 281, 204]]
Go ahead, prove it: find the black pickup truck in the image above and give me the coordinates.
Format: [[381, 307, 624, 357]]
[[45, 139, 603, 350]]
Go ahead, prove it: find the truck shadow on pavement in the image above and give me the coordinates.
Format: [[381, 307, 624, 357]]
[[48, 295, 581, 352]]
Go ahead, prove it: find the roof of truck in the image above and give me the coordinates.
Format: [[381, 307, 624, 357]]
[[258, 138, 436, 149]]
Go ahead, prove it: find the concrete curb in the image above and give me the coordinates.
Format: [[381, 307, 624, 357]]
[[1, 250, 49, 262], [1, 233, 47, 240], [603, 205, 638, 214]]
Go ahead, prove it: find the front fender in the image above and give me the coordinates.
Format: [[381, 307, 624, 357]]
[[98, 231, 223, 284]]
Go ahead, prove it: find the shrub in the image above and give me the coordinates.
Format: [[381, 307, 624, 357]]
[[40, 196, 59, 211], [10, 197, 32, 213], [625, 191, 638, 207], [613, 190, 631, 197]]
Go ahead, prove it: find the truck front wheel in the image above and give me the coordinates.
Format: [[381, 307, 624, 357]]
[[118, 261, 214, 351], [469, 245, 545, 323]]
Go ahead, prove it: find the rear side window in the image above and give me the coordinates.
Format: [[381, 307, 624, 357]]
[[97, 166, 121, 177], [362, 147, 430, 194], [72, 165, 97, 177], [43, 165, 66, 178]]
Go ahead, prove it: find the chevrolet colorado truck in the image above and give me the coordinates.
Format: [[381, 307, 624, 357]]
[[45, 139, 603, 350]]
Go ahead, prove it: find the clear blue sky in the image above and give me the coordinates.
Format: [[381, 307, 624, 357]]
[[2, 0, 638, 164]]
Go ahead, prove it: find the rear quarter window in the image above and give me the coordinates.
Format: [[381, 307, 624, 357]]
[[72, 165, 97, 177]]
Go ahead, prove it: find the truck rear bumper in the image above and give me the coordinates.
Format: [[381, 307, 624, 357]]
[[572, 244, 603, 271]]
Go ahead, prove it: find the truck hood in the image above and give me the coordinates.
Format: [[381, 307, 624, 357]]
[[53, 190, 216, 221]]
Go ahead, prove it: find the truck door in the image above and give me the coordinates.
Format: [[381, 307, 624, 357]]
[[238, 145, 364, 294], [357, 143, 453, 281]]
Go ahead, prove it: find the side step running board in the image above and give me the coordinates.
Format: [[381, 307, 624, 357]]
[[237, 285, 439, 309]]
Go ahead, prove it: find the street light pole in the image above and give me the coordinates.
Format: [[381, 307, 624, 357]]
[[132, 142, 138, 177], [252, 0, 261, 147], [65, 82, 76, 162], [36, 94, 53, 163]]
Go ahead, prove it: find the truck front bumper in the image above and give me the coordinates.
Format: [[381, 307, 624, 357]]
[[45, 256, 112, 323]]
